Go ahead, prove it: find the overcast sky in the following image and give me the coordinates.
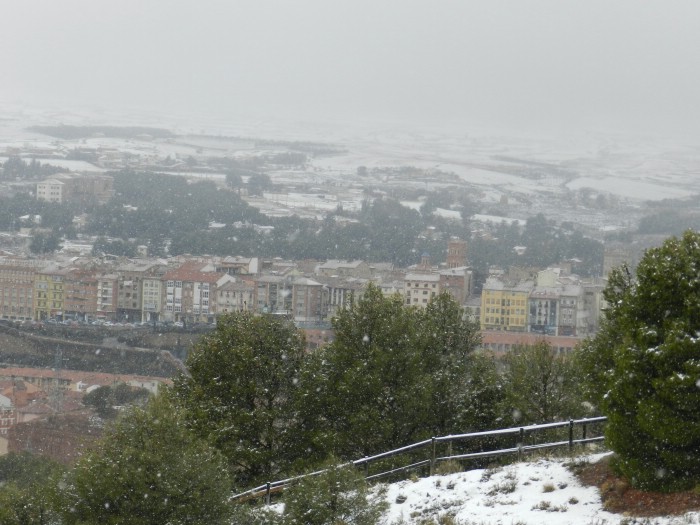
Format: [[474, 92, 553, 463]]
[[2, 1, 699, 137]]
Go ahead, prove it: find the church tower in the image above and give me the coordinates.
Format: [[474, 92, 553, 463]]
[[446, 238, 468, 268]]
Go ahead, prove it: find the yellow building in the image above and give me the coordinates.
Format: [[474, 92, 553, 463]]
[[34, 267, 68, 320], [480, 277, 533, 332]]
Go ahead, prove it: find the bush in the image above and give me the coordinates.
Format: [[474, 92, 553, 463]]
[[282, 460, 387, 525]]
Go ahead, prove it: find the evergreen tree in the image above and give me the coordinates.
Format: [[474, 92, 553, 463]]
[[29, 231, 62, 254], [171, 312, 309, 486], [502, 341, 585, 425], [418, 292, 484, 434], [303, 286, 489, 460], [311, 284, 429, 459], [589, 231, 700, 491], [0, 452, 63, 525], [57, 394, 232, 525]]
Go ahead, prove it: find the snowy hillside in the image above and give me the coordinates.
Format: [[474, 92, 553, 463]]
[[377, 453, 699, 525]]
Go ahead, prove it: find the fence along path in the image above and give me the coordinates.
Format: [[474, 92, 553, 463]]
[[232, 416, 607, 505]]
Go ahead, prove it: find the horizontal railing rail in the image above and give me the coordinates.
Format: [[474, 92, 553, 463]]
[[231, 416, 607, 505]]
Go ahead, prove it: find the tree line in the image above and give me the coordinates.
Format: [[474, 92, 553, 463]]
[[1, 168, 604, 277], [0, 157, 65, 181]]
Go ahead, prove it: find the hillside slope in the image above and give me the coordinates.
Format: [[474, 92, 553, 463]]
[[377, 453, 700, 525]]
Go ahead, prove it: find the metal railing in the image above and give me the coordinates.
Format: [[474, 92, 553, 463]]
[[232, 416, 607, 504]]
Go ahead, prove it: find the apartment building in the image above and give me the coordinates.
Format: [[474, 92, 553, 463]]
[[34, 266, 70, 320], [316, 276, 366, 318], [216, 280, 255, 315], [162, 266, 233, 323], [438, 266, 472, 305], [36, 174, 113, 205], [35, 179, 65, 203], [96, 274, 118, 320], [116, 261, 167, 322], [480, 277, 533, 332], [289, 277, 327, 323], [0, 261, 40, 321], [404, 272, 440, 308], [254, 275, 292, 314], [141, 277, 164, 323], [63, 269, 98, 321]]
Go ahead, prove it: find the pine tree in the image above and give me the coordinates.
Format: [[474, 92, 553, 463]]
[[171, 312, 309, 486], [314, 284, 427, 458], [418, 292, 484, 434], [305, 286, 489, 460], [592, 231, 700, 490]]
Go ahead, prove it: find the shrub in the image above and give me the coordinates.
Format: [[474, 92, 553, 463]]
[[282, 460, 387, 525]]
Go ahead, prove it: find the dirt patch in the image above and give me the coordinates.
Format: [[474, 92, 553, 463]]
[[575, 454, 700, 517]]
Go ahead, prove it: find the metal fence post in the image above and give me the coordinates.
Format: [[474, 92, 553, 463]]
[[430, 437, 436, 476], [518, 427, 524, 461], [582, 422, 587, 443], [568, 419, 574, 453], [364, 458, 369, 478], [265, 482, 271, 506]]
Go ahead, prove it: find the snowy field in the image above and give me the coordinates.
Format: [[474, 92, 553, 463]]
[[1, 104, 699, 218]]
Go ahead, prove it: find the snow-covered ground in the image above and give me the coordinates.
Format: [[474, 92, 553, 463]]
[[2, 104, 699, 231], [377, 453, 698, 525]]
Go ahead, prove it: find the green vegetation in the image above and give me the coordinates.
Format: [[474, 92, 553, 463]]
[[0, 164, 604, 276], [580, 230, 700, 491], [171, 312, 309, 486], [57, 394, 231, 525], [281, 460, 387, 525], [29, 231, 63, 254], [637, 209, 700, 236], [468, 214, 604, 284], [0, 156, 63, 180], [502, 341, 585, 425], [82, 383, 151, 419], [0, 452, 64, 525], [296, 286, 500, 461]]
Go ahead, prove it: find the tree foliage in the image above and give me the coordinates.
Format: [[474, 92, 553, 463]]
[[502, 342, 585, 425], [0, 452, 63, 525], [29, 231, 62, 254], [0, 156, 63, 180], [57, 394, 231, 525], [82, 383, 151, 419], [171, 312, 308, 486], [282, 460, 387, 525], [300, 286, 488, 460], [585, 231, 700, 491]]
